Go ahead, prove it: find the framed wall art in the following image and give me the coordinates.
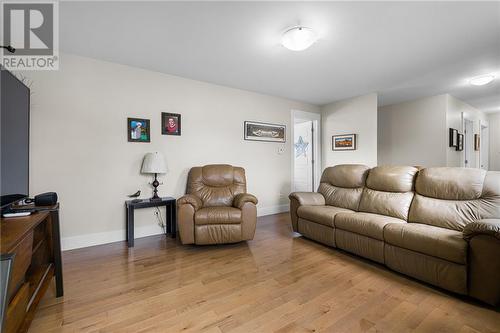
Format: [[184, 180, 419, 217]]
[[161, 112, 181, 136], [128, 118, 150, 143], [332, 134, 357, 151], [244, 121, 286, 143], [449, 128, 458, 147]]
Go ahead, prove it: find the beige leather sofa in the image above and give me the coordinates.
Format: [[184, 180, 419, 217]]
[[290, 165, 500, 306], [177, 164, 258, 245]]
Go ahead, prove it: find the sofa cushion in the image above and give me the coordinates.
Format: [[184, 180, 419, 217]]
[[297, 205, 353, 227], [415, 167, 486, 200], [195, 207, 242, 225], [359, 189, 414, 221], [409, 170, 500, 231], [384, 223, 467, 264], [366, 166, 418, 193], [335, 212, 406, 241], [318, 164, 369, 211]]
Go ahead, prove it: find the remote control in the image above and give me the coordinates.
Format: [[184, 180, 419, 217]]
[[2, 211, 32, 218]]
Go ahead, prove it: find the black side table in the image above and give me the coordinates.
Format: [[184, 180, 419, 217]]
[[125, 197, 176, 247]]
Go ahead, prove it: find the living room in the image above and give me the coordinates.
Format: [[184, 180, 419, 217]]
[[0, 1, 499, 332]]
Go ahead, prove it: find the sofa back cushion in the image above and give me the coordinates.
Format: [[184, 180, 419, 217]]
[[318, 164, 370, 210], [409, 168, 500, 231], [358, 166, 418, 220], [187, 164, 246, 207]]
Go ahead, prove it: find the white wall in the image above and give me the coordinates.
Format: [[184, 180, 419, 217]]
[[22, 54, 319, 250], [378, 95, 447, 167], [378, 94, 488, 168], [446, 95, 488, 168], [489, 113, 500, 171], [321, 93, 378, 169]]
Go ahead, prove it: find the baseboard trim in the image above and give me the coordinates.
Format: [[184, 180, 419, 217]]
[[62, 224, 164, 251], [62, 204, 290, 251], [257, 204, 289, 217]]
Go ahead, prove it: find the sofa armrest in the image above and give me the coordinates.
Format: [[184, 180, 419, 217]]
[[289, 192, 325, 206], [289, 192, 325, 232], [233, 193, 258, 209], [177, 194, 202, 211], [463, 219, 500, 241]]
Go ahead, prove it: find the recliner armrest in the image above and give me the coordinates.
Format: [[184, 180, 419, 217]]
[[463, 219, 500, 241], [233, 193, 258, 209], [289, 192, 325, 206], [177, 194, 203, 211]]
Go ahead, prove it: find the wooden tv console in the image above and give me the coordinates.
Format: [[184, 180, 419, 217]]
[[0, 205, 63, 333]]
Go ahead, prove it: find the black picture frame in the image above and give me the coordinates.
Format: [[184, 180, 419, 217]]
[[332, 134, 357, 151], [244, 121, 286, 143], [456, 133, 464, 151], [449, 128, 458, 147], [161, 112, 181, 136], [127, 118, 151, 143]]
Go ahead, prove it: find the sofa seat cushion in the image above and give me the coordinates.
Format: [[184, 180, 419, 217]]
[[384, 223, 467, 264], [335, 212, 406, 241], [195, 207, 242, 225], [297, 205, 353, 227]]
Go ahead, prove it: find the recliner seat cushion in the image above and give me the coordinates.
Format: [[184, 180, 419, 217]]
[[297, 205, 353, 227], [384, 223, 467, 264], [195, 207, 242, 225], [335, 212, 406, 241]]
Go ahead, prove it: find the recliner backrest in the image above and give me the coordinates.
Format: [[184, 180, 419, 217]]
[[409, 168, 500, 231], [187, 164, 246, 207], [358, 166, 418, 220], [318, 164, 370, 210]]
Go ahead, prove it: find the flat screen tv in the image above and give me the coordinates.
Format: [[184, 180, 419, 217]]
[[0, 66, 30, 208]]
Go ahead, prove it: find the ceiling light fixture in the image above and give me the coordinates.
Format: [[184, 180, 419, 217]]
[[281, 26, 318, 51], [469, 74, 495, 86]]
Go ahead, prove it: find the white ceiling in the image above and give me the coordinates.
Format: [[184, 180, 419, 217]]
[[59, 1, 500, 112]]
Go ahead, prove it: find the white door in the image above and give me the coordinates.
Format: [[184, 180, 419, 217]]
[[292, 110, 321, 192], [481, 125, 489, 170], [464, 119, 475, 168]]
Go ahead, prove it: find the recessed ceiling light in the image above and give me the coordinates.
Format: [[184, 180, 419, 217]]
[[470, 74, 495, 86], [281, 26, 318, 51]]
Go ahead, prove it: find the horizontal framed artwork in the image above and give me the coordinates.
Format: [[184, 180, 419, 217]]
[[244, 121, 286, 143], [332, 134, 357, 151]]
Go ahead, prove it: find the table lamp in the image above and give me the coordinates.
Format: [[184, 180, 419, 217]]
[[141, 152, 167, 201]]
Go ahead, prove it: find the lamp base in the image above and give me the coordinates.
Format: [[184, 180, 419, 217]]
[[150, 173, 162, 201]]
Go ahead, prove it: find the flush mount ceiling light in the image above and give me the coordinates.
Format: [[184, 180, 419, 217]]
[[281, 26, 318, 51], [469, 74, 495, 86]]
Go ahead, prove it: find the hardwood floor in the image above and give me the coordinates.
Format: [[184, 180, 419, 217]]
[[30, 213, 499, 333]]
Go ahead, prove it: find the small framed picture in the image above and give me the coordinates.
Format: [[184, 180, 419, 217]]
[[474, 134, 480, 151], [449, 128, 458, 147], [332, 134, 357, 151], [162, 112, 181, 136], [456, 133, 464, 151], [244, 121, 286, 143], [128, 118, 150, 142]]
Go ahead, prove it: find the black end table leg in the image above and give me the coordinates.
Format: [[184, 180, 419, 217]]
[[127, 206, 134, 247], [171, 202, 177, 238], [165, 203, 172, 235], [50, 210, 64, 297]]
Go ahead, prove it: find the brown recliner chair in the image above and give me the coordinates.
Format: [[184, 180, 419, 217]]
[[177, 164, 258, 245]]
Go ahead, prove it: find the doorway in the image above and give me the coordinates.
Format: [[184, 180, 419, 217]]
[[291, 110, 321, 192], [481, 124, 489, 170], [464, 119, 475, 168]]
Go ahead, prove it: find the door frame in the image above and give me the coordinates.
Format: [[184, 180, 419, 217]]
[[291, 110, 321, 192]]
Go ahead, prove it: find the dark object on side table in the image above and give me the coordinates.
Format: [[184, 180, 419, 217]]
[[125, 197, 176, 247]]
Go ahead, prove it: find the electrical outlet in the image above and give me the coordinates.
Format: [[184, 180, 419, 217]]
[[278, 146, 285, 155]]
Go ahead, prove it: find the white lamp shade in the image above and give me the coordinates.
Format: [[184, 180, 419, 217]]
[[141, 152, 167, 174]]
